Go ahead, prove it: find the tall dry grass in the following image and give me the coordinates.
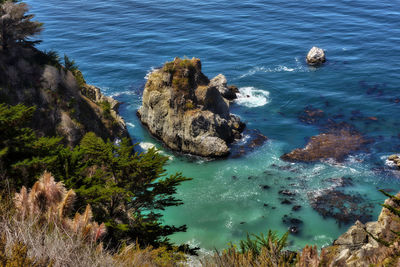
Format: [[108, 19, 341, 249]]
[[0, 171, 187, 267]]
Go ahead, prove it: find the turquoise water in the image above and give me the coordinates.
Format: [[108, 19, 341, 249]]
[[26, 0, 400, 251]]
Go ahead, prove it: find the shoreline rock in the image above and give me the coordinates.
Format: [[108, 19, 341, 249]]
[[387, 154, 400, 169], [323, 193, 400, 266], [137, 57, 245, 157]]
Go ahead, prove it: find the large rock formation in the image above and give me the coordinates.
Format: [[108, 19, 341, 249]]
[[306, 46, 326, 66], [322, 193, 400, 266], [0, 46, 128, 145], [137, 57, 245, 157]]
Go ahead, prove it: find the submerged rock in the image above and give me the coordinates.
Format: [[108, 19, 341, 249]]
[[298, 105, 325, 125], [137, 57, 245, 157], [306, 46, 326, 66], [283, 215, 303, 235], [281, 124, 369, 162], [230, 129, 268, 158], [308, 189, 373, 225], [279, 190, 297, 196]]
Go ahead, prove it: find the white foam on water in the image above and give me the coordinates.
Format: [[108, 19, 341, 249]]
[[138, 142, 156, 150], [239, 61, 306, 79], [138, 142, 174, 160], [108, 90, 138, 98], [235, 87, 270, 108], [144, 66, 157, 80], [235, 134, 251, 145], [225, 215, 233, 229], [126, 122, 135, 128], [385, 159, 397, 168]]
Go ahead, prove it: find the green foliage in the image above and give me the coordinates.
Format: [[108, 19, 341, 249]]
[[162, 58, 196, 91], [0, 1, 43, 50], [204, 230, 294, 266], [73, 69, 86, 88], [238, 230, 289, 257], [0, 103, 64, 189], [0, 103, 191, 249], [37, 50, 62, 68], [61, 133, 191, 247], [64, 54, 78, 72], [100, 101, 112, 120], [63, 54, 86, 88]]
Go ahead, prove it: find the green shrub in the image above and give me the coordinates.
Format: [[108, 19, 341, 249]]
[[73, 69, 86, 88], [100, 101, 112, 120]]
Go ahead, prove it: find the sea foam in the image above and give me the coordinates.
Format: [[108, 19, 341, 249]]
[[235, 87, 270, 108]]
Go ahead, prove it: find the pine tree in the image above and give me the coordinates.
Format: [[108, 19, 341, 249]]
[[0, 103, 64, 189], [0, 1, 42, 50], [62, 132, 191, 247]]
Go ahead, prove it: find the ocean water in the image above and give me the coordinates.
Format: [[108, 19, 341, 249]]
[[26, 0, 400, 251]]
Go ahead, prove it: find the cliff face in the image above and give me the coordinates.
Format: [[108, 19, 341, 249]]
[[137, 57, 244, 157], [0, 46, 128, 145], [322, 193, 400, 266]]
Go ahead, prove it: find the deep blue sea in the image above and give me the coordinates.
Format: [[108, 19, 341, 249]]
[[26, 0, 400, 251]]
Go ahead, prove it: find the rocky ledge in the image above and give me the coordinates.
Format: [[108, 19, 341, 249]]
[[137, 57, 245, 157], [322, 193, 400, 266]]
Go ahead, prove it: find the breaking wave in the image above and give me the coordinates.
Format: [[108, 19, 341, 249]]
[[235, 87, 270, 108]]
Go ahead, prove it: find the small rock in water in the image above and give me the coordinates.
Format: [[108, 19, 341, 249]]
[[240, 221, 246, 225], [260, 185, 270, 190], [281, 199, 292, 205], [387, 154, 400, 169], [279, 190, 296, 196], [288, 226, 299, 235], [306, 46, 326, 66], [292, 205, 302, 211]]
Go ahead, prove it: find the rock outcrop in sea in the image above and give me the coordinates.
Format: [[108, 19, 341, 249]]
[[388, 154, 400, 169], [137, 57, 245, 157], [306, 46, 326, 66], [281, 123, 369, 162]]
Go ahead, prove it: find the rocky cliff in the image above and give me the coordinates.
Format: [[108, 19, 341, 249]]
[[0, 46, 128, 145], [321, 193, 400, 266], [137, 57, 245, 157]]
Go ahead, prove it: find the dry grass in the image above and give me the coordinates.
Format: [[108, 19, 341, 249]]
[[0, 172, 187, 267]]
